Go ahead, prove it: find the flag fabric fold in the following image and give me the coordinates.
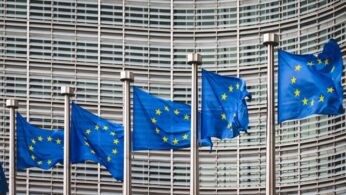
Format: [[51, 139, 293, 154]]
[[133, 86, 211, 150], [16, 113, 64, 170], [71, 103, 124, 181], [278, 39, 344, 123], [201, 69, 251, 141], [0, 162, 7, 195]]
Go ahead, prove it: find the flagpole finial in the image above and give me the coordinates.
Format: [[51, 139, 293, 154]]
[[187, 53, 202, 65], [263, 33, 279, 46], [6, 99, 18, 108], [120, 71, 134, 82], [60, 86, 74, 96]]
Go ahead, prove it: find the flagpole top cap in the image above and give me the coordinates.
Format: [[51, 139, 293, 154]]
[[263, 33, 279, 46], [60, 86, 74, 95], [187, 53, 202, 65], [6, 99, 18, 108], [120, 71, 134, 82]]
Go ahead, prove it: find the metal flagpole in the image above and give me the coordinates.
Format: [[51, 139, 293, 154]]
[[6, 99, 18, 195], [263, 33, 279, 195], [187, 53, 202, 195], [120, 71, 134, 195], [61, 86, 74, 195]]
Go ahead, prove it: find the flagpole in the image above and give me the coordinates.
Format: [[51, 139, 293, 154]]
[[61, 86, 74, 195], [187, 53, 202, 195], [263, 33, 279, 195], [120, 71, 134, 195], [6, 99, 18, 195]]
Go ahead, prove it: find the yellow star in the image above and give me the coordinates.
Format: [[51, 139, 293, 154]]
[[110, 132, 116, 136], [113, 139, 119, 144], [229, 85, 233, 92], [112, 149, 117, 154], [184, 114, 190, 120], [162, 136, 168, 142], [319, 95, 324, 102], [302, 98, 308, 105], [155, 128, 160, 134], [294, 89, 300, 97], [37, 161, 42, 165], [331, 66, 335, 73], [29, 145, 34, 151], [47, 136, 52, 141], [227, 123, 232, 129], [233, 113, 237, 117], [151, 118, 157, 124], [173, 139, 179, 145], [91, 150, 95, 154], [183, 134, 188, 140], [236, 83, 240, 89], [103, 126, 108, 130], [83, 136, 87, 140], [291, 76, 296, 84], [307, 61, 314, 66], [221, 114, 226, 120], [295, 65, 301, 71], [31, 155, 35, 160], [310, 100, 314, 106], [107, 156, 111, 162], [31, 139, 36, 144], [56, 139, 61, 144], [327, 87, 334, 93], [155, 109, 162, 115], [95, 125, 99, 130], [174, 109, 179, 115], [85, 141, 89, 146], [38, 136, 43, 141], [221, 93, 227, 100], [317, 59, 322, 64], [164, 106, 169, 111], [325, 59, 329, 65], [86, 129, 91, 134], [47, 160, 52, 165]]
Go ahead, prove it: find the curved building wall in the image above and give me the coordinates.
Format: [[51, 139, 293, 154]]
[[0, 0, 345, 194]]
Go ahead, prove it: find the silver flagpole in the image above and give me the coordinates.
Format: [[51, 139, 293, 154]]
[[263, 33, 279, 195], [61, 86, 74, 195], [6, 99, 18, 195], [187, 53, 202, 195], [120, 71, 134, 195]]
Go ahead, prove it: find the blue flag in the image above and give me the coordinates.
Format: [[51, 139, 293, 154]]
[[0, 162, 7, 195], [278, 39, 344, 123], [133, 86, 211, 151], [16, 113, 64, 170], [71, 103, 124, 181], [201, 69, 251, 141]]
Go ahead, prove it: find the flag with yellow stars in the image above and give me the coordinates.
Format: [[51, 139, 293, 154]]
[[201, 69, 251, 142], [133, 87, 211, 150], [71, 103, 124, 181], [278, 39, 344, 123], [16, 113, 64, 170], [0, 162, 8, 194]]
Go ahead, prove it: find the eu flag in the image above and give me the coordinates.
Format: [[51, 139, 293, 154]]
[[0, 162, 7, 195], [133, 87, 211, 150], [16, 113, 64, 170], [71, 103, 124, 181], [201, 69, 251, 141], [278, 39, 344, 123]]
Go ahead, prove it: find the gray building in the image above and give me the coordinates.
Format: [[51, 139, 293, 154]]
[[1, 0, 346, 194]]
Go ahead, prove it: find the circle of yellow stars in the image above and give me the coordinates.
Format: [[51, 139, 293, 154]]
[[29, 135, 62, 166], [291, 58, 334, 107], [151, 105, 189, 145], [84, 124, 120, 163], [219, 82, 241, 130]]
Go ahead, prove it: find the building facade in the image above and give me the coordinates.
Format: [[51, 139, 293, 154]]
[[0, 0, 346, 194]]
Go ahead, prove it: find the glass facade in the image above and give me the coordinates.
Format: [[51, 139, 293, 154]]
[[0, 0, 345, 194]]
